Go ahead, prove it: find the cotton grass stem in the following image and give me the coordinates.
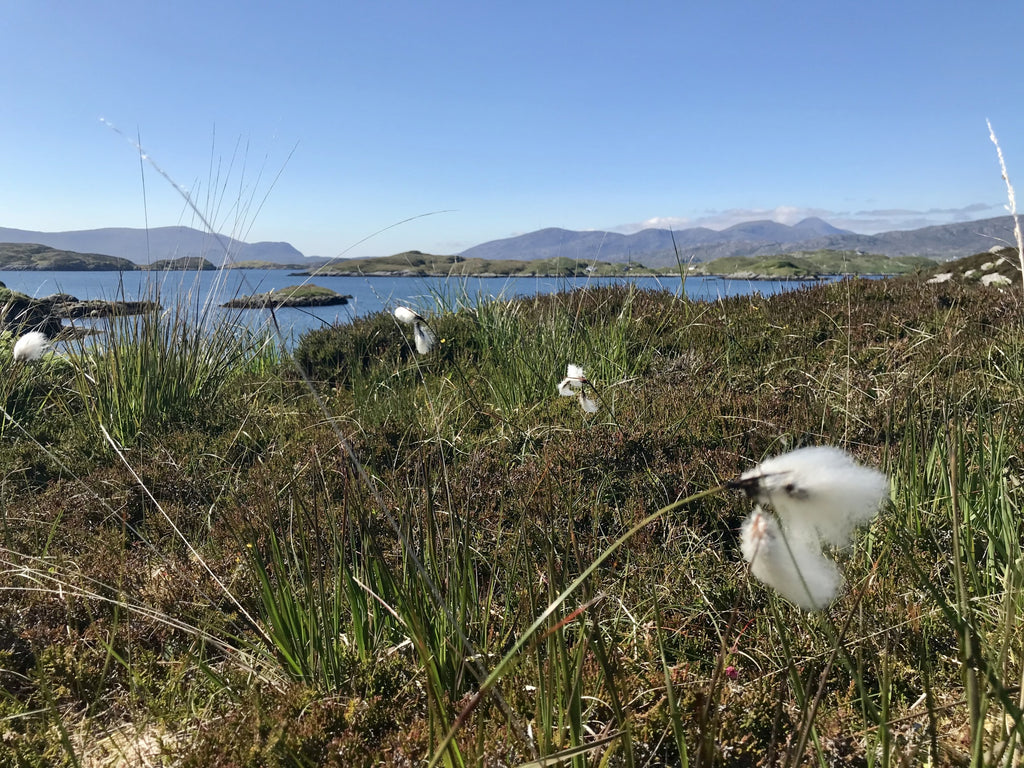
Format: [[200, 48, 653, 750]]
[[274, 304, 535, 758], [426, 484, 726, 768], [987, 119, 1024, 292], [99, 424, 272, 649], [787, 567, 880, 768], [0, 555, 250, 664]]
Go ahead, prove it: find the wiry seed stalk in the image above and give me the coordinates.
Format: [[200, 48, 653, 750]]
[[987, 119, 1024, 291]]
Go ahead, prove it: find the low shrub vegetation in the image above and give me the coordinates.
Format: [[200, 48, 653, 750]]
[[1, 270, 1022, 766]]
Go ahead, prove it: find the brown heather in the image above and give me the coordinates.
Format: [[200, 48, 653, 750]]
[[1, 265, 1022, 766]]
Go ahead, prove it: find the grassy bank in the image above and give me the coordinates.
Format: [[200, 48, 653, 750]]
[[1, 271, 1022, 766], [692, 250, 936, 277]]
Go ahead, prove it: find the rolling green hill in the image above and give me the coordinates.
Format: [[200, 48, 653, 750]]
[[0, 242, 137, 271]]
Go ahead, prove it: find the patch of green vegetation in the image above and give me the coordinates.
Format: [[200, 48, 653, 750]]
[[142, 256, 216, 270], [1, 273, 1023, 765], [306, 250, 661, 277], [696, 249, 935, 277], [222, 284, 352, 308], [224, 260, 316, 270]]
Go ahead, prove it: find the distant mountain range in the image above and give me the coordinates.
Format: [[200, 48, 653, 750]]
[[458, 216, 1022, 266], [0, 225, 312, 266], [2, 215, 1020, 268]]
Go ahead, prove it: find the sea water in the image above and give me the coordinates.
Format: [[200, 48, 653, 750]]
[[1, 268, 838, 344]]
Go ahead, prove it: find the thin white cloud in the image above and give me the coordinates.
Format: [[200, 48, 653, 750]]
[[433, 238, 478, 253], [836, 203, 1006, 233], [855, 203, 993, 217], [611, 203, 1007, 236], [635, 216, 692, 230], [613, 206, 836, 234]]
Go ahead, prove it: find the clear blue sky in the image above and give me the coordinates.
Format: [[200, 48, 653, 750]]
[[2, 1, 1022, 258]]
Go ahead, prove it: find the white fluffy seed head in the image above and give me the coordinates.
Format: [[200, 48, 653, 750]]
[[740, 508, 843, 611], [558, 363, 588, 396], [12, 331, 49, 362], [558, 363, 597, 410], [557, 364, 589, 397], [413, 322, 436, 355], [394, 306, 422, 325], [737, 446, 889, 547]]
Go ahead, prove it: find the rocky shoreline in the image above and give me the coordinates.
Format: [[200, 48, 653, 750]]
[[706, 272, 829, 281], [0, 282, 158, 337]]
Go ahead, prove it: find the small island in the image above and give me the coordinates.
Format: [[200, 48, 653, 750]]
[[0, 243, 137, 271], [221, 284, 352, 309], [141, 257, 216, 271], [0, 244, 219, 272], [291, 251, 661, 278]]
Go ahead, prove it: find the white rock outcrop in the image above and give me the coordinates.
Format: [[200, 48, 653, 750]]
[[981, 273, 1012, 286]]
